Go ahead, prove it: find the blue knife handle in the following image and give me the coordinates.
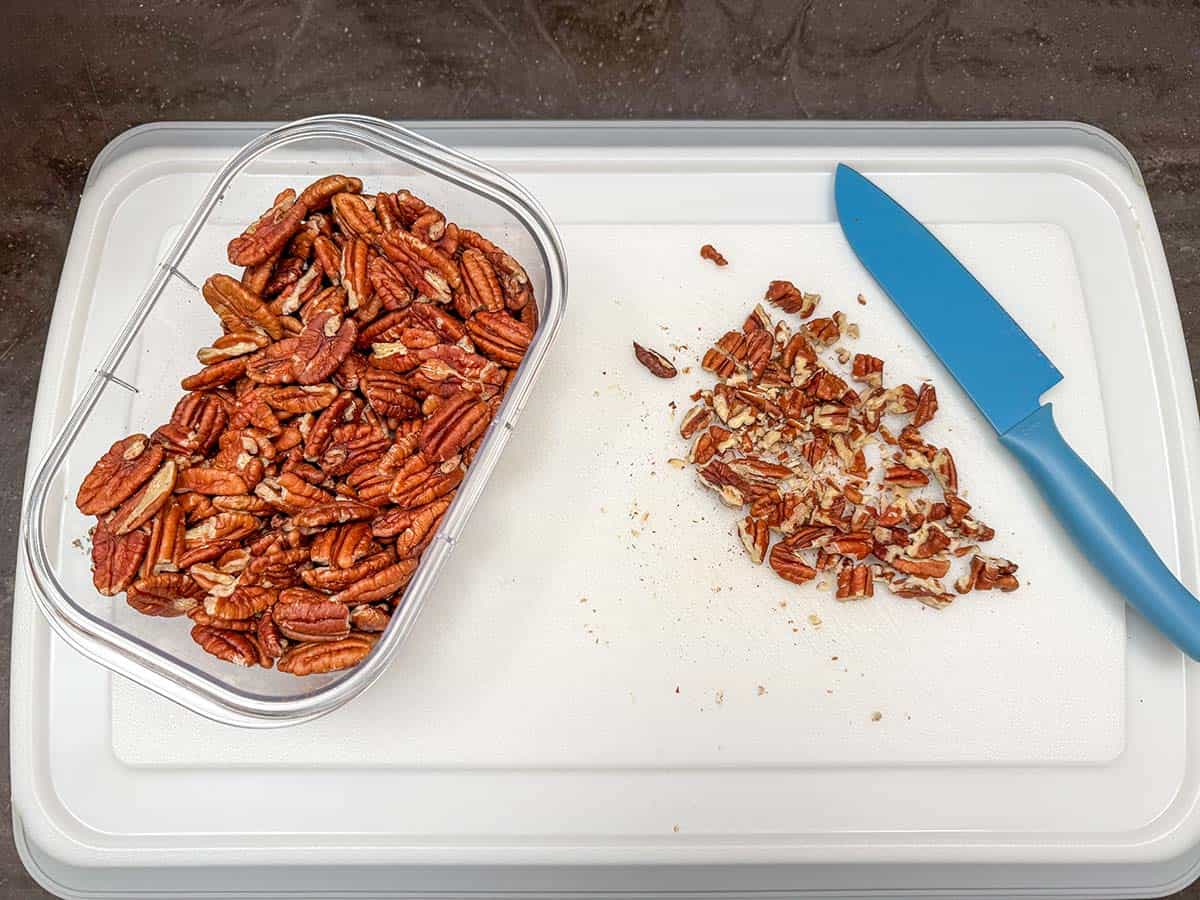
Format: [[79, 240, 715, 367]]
[[1000, 404, 1200, 659]]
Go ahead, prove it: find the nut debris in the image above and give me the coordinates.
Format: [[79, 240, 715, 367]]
[[76, 176, 538, 674], [699, 244, 728, 267], [671, 283, 1018, 608]]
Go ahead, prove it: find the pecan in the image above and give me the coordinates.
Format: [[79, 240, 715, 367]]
[[633, 342, 678, 378], [836, 564, 875, 600], [277, 633, 377, 676], [769, 542, 817, 584], [175, 466, 249, 496], [310, 521, 376, 568], [405, 345, 506, 399], [91, 516, 150, 596], [109, 460, 178, 534], [765, 280, 819, 318], [930, 447, 958, 493], [394, 496, 451, 557], [273, 589, 351, 642], [292, 500, 378, 531], [679, 405, 712, 439], [699, 243, 728, 266], [241, 251, 281, 295], [375, 228, 461, 302], [188, 607, 256, 631], [184, 511, 260, 545], [955, 554, 1019, 594], [191, 624, 268, 667], [466, 310, 533, 366], [409, 302, 468, 343], [262, 383, 339, 415], [298, 175, 363, 211], [76, 435, 164, 515], [367, 255, 413, 310], [141, 501, 186, 577], [245, 546, 310, 588], [153, 392, 228, 455], [197, 331, 271, 365], [889, 575, 955, 609], [127, 573, 203, 616], [889, 555, 951, 579], [331, 192, 381, 238], [205, 586, 276, 621], [291, 310, 357, 385], [301, 549, 396, 592], [320, 423, 390, 475], [256, 610, 287, 659], [304, 390, 360, 460], [313, 234, 342, 285], [227, 188, 308, 267], [362, 368, 421, 419], [329, 558, 418, 605], [701, 330, 748, 377], [912, 383, 938, 427], [180, 357, 248, 391], [263, 255, 306, 299], [350, 604, 391, 632], [457, 248, 505, 317], [202, 274, 284, 339], [389, 456, 464, 509], [803, 316, 840, 345], [420, 392, 492, 462], [736, 516, 769, 564], [339, 236, 373, 311], [271, 262, 323, 314]]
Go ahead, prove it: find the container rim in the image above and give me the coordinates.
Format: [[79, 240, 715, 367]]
[[20, 114, 567, 727]]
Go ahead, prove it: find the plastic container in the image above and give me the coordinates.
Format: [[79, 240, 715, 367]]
[[19, 115, 567, 727]]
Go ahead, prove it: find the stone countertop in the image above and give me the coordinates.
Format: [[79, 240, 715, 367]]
[[2, 1, 1198, 897]]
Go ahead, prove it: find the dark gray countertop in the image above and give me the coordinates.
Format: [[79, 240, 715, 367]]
[[3, 1, 1198, 896]]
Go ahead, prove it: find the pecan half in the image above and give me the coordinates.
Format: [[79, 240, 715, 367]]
[[202, 274, 284, 339], [298, 175, 363, 211], [291, 310, 357, 385], [309, 521, 375, 568], [109, 460, 178, 534], [205, 585, 276, 621], [350, 604, 391, 632], [394, 496, 451, 558], [191, 624, 268, 667], [419, 392, 492, 462], [277, 633, 377, 675], [273, 588, 352, 642], [329, 558, 418, 605], [91, 516, 150, 596], [127, 573, 204, 616], [457, 248, 505, 317], [466, 310, 533, 366], [227, 188, 308, 267], [76, 435, 164, 515]]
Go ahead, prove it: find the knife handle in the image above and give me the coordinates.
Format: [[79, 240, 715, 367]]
[[1000, 403, 1200, 660]]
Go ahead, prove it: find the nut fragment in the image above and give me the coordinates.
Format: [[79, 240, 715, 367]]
[[699, 243, 728, 266], [633, 342, 678, 378]]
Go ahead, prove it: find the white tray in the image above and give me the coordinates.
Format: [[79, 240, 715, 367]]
[[12, 120, 1200, 898]]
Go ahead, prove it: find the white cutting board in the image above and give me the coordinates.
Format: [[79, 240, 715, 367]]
[[111, 218, 1122, 767]]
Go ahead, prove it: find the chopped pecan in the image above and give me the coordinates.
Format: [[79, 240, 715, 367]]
[[836, 564, 875, 600], [700, 243, 728, 266], [737, 516, 769, 564], [769, 542, 817, 584], [912, 383, 938, 427], [955, 554, 1019, 593], [764, 280, 820, 318]]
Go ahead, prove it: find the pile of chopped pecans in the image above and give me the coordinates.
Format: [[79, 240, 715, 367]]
[[77, 174, 537, 675], [662, 277, 1019, 607]]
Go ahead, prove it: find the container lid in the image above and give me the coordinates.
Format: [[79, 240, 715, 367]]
[[13, 120, 1200, 897]]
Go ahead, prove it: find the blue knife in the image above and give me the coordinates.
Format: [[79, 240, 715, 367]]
[[834, 163, 1200, 659]]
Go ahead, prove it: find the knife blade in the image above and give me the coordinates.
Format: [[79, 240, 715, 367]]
[[834, 163, 1200, 660]]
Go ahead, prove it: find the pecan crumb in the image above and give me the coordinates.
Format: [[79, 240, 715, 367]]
[[871, 710, 882, 722], [700, 244, 728, 266]]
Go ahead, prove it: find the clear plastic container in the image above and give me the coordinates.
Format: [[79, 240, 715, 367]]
[[20, 115, 567, 727]]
